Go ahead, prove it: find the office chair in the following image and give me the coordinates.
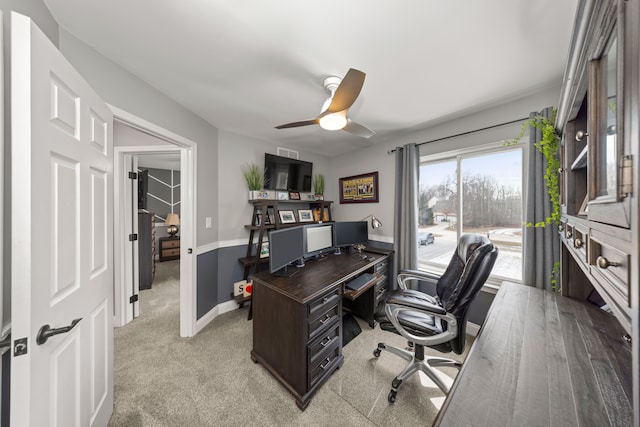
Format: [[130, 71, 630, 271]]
[[373, 234, 497, 403]]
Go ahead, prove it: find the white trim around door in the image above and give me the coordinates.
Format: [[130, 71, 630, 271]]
[[110, 105, 198, 337]]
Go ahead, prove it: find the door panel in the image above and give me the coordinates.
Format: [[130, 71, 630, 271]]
[[11, 11, 113, 426]]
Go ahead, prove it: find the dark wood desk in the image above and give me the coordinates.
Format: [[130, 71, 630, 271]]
[[249, 250, 391, 410], [434, 281, 632, 426]]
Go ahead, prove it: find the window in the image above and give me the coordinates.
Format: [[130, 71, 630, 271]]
[[418, 145, 523, 283]]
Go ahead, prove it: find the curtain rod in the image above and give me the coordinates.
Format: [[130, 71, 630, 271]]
[[387, 116, 529, 154]]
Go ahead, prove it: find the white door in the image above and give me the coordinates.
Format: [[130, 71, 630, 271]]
[[11, 12, 113, 427]]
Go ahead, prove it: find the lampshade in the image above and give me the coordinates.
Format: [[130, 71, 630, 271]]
[[165, 213, 180, 226], [361, 214, 382, 229]]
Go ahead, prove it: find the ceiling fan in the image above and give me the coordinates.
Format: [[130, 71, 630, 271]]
[[275, 68, 375, 138]]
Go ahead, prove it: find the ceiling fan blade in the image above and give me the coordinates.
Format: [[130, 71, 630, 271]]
[[275, 118, 319, 129], [343, 120, 375, 138], [325, 68, 365, 113]]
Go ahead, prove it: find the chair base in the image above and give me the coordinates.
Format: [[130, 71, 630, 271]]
[[374, 342, 462, 403]]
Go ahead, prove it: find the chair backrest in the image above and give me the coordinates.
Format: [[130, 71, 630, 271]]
[[436, 234, 498, 353]]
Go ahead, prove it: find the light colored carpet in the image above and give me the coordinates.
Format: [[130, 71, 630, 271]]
[[108, 260, 472, 426]]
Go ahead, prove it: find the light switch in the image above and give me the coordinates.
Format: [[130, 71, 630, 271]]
[[205, 217, 212, 228]]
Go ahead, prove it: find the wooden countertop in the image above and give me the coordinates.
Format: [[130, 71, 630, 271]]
[[434, 281, 632, 426]]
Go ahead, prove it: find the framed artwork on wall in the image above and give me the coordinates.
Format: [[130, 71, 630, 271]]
[[339, 171, 379, 203]]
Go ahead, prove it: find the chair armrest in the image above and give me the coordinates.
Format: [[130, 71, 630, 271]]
[[384, 304, 458, 347], [386, 291, 446, 315], [396, 269, 441, 290]]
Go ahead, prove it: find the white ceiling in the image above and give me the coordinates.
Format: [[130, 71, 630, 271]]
[[44, 0, 578, 157]]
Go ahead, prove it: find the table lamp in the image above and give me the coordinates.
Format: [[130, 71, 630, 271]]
[[165, 213, 180, 238]]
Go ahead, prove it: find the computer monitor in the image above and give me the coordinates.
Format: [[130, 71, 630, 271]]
[[334, 221, 368, 251], [303, 223, 334, 259], [268, 226, 304, 277]]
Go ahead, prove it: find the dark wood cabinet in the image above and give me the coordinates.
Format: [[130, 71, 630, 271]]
[[556, 0, 638, 422], [159, 236, 180, 262], [249, 250, 391, 410]]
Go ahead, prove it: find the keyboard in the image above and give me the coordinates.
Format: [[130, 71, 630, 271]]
[[346, 273, 376, 291]]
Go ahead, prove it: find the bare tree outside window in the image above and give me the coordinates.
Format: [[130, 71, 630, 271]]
[[418, 149, 523, 282]]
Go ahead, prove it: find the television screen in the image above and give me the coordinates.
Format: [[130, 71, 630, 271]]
[[264, 153, 313, 192], [268, 226, 304, 276], [303, 223, 334, 258], [334, 221, 368, 248]]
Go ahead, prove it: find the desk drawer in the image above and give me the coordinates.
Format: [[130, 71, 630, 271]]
[[374, 259, 388, 275], [308, 287, 340, 321], [375, 277, 388, 303], [308, 341, 340, 389], [589, 231, 630, 308], [308, 306, 340, 342], [308, 323, 340, 362]]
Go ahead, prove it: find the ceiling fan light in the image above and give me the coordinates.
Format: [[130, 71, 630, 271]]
[[319, 112, 347, 130]]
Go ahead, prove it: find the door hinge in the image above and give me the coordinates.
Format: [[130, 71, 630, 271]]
[[129, 233, 138, 242], [129, 294, 139, 303], [620, 155, 633, 197], [128, 171, 137, 179], [13, 337, 28, 356]]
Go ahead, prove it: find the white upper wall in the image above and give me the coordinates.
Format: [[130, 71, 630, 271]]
[[217, 130, 331, 243], [57, 28, 220, 247]]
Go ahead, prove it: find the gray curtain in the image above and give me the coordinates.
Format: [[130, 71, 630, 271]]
[[393, 143, 419, 286], [523, 107, 560, 291]]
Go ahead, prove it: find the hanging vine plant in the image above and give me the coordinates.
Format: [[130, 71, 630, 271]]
[[505, 108, 561, 228]]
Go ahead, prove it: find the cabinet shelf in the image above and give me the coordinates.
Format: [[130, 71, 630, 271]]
[[570, 145, 588, 170]]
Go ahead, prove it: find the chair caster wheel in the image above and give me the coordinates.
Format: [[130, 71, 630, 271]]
[[373, 348, 381, 357], [388, 389, 397, 404]]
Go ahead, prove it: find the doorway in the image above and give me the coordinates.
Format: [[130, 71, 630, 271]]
[[112, 107, 198, 337]]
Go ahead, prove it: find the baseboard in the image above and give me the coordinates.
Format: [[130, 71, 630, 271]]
[[466, 321, 481, 337], [194, 299, 242, 334]]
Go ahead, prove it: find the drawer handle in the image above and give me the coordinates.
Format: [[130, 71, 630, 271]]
[[558, 224, 564, 232], [573, 238, 583, 249], [320, 336, 331, 347], [322, 297, 329, 303], [319, 314, 331, 324], [566, 231, 572, 239], [320, 357, 331, 370], [596, 256, 621, 269], [575, 130, 588, 141]]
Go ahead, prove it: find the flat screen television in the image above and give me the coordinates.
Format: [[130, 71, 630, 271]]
[[264, 153, 313, 192], [268, 226, 304, 277], [303, 223, 334, 259], [334, 221, 368, 249]]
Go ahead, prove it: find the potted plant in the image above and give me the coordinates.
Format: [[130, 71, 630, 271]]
[[313, 174, 325, 200], [241, 163, 266, 200]]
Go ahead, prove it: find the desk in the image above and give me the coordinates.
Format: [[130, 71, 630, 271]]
[[434, 281, 632, 426], [249, 250, 391, 410]]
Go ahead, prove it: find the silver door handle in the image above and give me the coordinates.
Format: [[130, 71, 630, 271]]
[[36, 318, 82, 345]]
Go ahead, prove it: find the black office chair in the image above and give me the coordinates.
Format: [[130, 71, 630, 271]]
[[373, 234, 498, 403]]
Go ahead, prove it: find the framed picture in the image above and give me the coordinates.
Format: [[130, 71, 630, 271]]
[[339, 171, 379, 204], [267, 207, 276, 225], [278, 210, 296, 224], [312, 208, 329, 222], [298, 209, 313, 222], [259, 241, 269, 258], [277, 191, 289, 200], [289, 191, 300, 200]]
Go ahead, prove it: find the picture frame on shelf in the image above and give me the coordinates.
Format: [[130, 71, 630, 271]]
[[278, 210, 296, 224], [289, 191, 301, 200], [312, 208, 328, 222], [267, 207, 276, 225], [277, 191, 289, 200], [298, 209, 313, 222], [339, 171, 379, 204], [259, 241, 269, 258]]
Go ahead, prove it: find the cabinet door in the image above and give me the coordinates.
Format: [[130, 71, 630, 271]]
[[587, 1, 631, 228]]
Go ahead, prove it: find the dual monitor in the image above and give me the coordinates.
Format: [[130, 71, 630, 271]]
[[268, 221, 368, 277]]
